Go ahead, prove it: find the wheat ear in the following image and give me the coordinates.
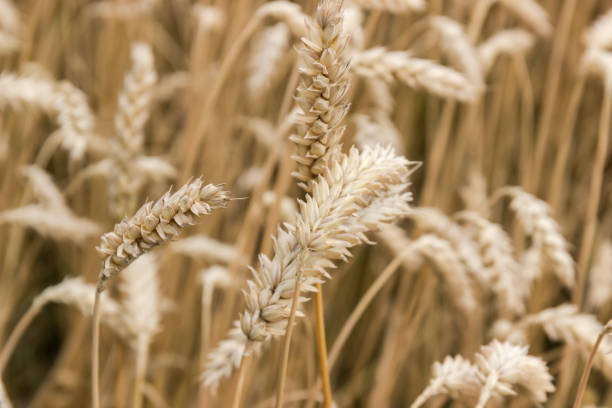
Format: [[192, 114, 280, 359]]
[[586, 239, 612, 309], [498, 0, 552, 38], [477, 29, 535, 74]]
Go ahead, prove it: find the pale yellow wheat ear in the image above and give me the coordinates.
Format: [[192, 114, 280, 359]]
[[456, 211, 528, 317], [459, 170, 490, 218], [96, 178, 230, 290], [430, 16, 484, 88], [193, 5, 225, 33], [477, 29, 535, 74], [290, 0, 350, 191], [246, 22, 290, 101], [410, 355, 481, 408], [582, 47, 612, 85], [110, 42, 158, 218], [497, 0, 553, 38], [475, 340, 555, 408], [494, 186, 575, 288], [352, 48, 481, 103], [0, 0, 19, 56], [586, 239, 612, 310], [19, 165, 68, 213], [349, 0, 425, 13], [204, 145, 414, 390], [0, 277, 128, 375]]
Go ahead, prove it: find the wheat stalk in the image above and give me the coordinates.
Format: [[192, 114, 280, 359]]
[[497, 0, 552, 38], [586, 239, 612, 309], [477, 29, 535, 74]]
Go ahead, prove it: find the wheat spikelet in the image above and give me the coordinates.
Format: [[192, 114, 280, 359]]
[[111, 42, 158, 217], [457, 211, 527, 316], [408, 207, 488, 286], [169, 235, 238, 265], [475, 340, 554, 408], [247, 22, 290, 101], [20, 165, 68, 213], [587, 239, 612, 309], [500, 187, 575, 288], [204, 145, 413, 390], [0, 73, 60, 111], [478, 29, 535, 73], [0, 205, 100, 243], [290, 0, 351, 191], [584, 8, 612, 50], [430, 16, 484, 88], [96, 178, 230, 290], [349, 0, 425, 13], [498, 0, 552, 38], [0, 379, 12, 408], [352, 48, 480, 102], [410, 355, 481, 408]]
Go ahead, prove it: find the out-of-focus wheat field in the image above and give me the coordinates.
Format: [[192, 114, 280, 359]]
[[2, 0, 612, 407]]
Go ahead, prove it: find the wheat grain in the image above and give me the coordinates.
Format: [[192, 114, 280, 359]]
[[410, 355, 481, 408], [475, 340, 554, 408], [96, 178, 230, 290], [478, 29, 535, 73], [587, 239, 612, 309], [204, 145, 413, 390], [290, 0, 351, 191], [499, 186, 575, 288]]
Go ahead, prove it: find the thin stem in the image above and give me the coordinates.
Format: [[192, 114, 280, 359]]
[[132, 337, 150, 408], [574, 84, 612, 307], [231, 347, 250, 408], [328, 254, 405, 369], [572, 323, 612, 408], [0, 301, 44, 374], [92, 289, 102, 408], [313, 286, 332, 408], [275, 268, 304, 408]]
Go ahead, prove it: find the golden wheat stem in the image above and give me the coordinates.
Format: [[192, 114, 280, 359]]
[[575, 83, 612, 307], [0, 301, 43, 374], [572, 323, 612, 408], [232, 350, 249, 408], [91, 289, 102, 408], [132, 337, 149, 408], [275, 265, 305, 408], [313, 285, 332, 408], [328, 254, 405, 369]]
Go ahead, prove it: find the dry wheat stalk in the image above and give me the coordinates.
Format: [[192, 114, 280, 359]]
[[169, 235, 238, 265], [497, 0, 552, 38], [96, 178, 230, 291], [410, 355, 481, 408], [498, 186, 575, 288], [475, 340, 554, 408], [477, 29, 535, 74], [408, 207, 488, 286], [247, 22, 290, 101], [456, 211, 527, 316], [110, 42, 158, 218], [584, 8, 612, 50], [587, 239, 612, 309], [0, 205, 100, 244], [290, 0, 351, 191], [352, 48, 481, 102], [349, 0, 425, 13], [204, 145, 414, 390], [430, 16, 484, 88]]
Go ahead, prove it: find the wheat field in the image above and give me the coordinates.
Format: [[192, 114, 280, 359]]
[[1, 0, 612, 407]]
